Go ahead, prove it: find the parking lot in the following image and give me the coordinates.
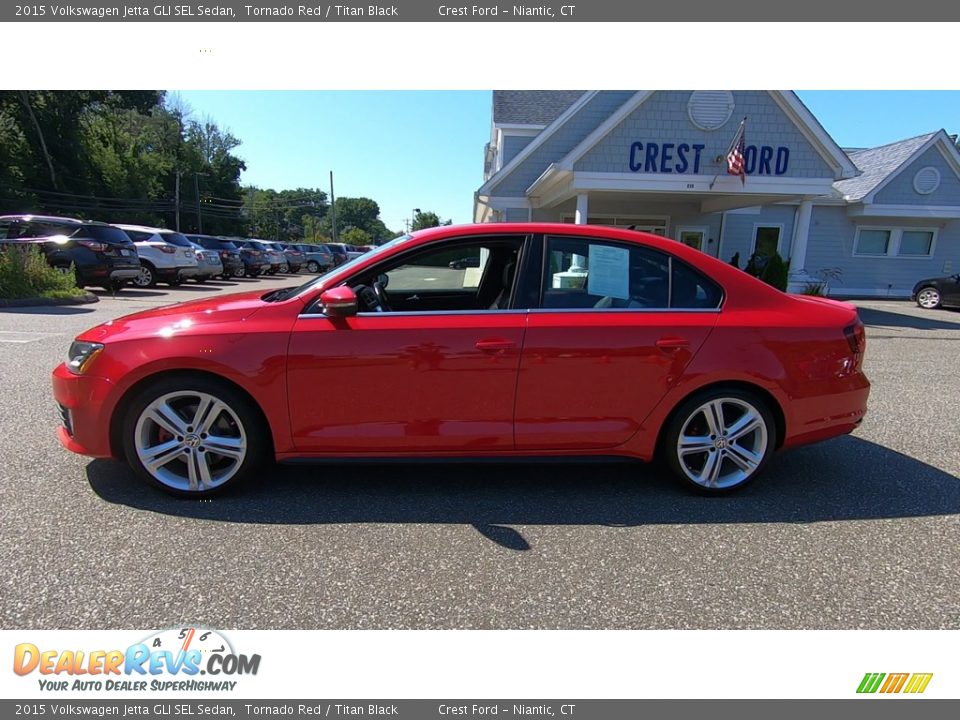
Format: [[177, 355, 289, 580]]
[[1, 281, 958, 630]]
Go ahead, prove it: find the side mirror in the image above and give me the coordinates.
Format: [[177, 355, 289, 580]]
[[320, 286, 358, 318]]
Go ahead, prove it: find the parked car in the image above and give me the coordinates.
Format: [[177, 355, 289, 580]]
[[296, 243, 334, 273], [115, 224, 199, 288], [185, 235, 244, 279], [324, 243, 349, 267], [0, 214, 140, 291], [229, 239, 272, 277], [329, 243, 364, 261], [449, 256, 482, 269], [187, 241, 224, 282], [52, 223, 870, 498], [275, 243, 305, 273], [256, 240, 291, 274], [912, 273, 960, 309]]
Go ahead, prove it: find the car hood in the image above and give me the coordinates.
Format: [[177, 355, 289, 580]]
[[77, 290, 276, 343]]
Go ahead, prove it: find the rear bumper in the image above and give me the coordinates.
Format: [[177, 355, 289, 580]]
[[51, 363, 117, 458], [178, 266, 201, 278], [109, 268, 140, 281], [782, 375, 870, 450]]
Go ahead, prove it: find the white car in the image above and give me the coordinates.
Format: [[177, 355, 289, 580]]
[[116, 224, 200, 288]]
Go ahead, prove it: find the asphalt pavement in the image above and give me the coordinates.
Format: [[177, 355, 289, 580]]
[[1, 280, 958, 629]]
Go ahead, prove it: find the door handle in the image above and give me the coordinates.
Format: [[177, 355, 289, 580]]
[[655, 336, 690, 351], [475, 339, 516, 352]]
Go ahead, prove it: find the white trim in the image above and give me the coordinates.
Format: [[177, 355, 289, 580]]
[[477, 91, 596, 196], [557, 91, 655, 170], [847, 203, 960, 219], [852, 226, 938, 259], [751, 223, 785, 257], [676, 226, 709, 251], [495, 123, 546, 132], [571, 171, 834, 195], [768, 92, 860, 180], [864, 130, 960, 203]]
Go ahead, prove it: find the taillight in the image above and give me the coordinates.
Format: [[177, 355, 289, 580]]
[[159, 245, 177, 254], [76, 239, 108, 252], [843, 319, 866, 367]]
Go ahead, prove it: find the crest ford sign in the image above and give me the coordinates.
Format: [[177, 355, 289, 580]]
[[629, 141, 791, 176]]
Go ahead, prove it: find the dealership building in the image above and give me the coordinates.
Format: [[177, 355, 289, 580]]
[[475, 91, 960, 296]]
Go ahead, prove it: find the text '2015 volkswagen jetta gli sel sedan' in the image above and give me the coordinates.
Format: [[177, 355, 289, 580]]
[[52, 223, 869, 497]]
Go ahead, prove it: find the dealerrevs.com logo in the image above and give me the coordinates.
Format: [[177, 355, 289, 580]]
[[857, 673, 933, 694], [13, 627, 261, 692]]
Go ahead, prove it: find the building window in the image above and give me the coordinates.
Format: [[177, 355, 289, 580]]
[[854, 229, 891, 256], [752, 225, 782, 258], [898, 230, 935, 256], [853, 227, 936, 258]]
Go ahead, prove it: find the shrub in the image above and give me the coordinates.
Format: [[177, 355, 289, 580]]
[[759, 252, 789, 292], [0, 244, 82, 300]]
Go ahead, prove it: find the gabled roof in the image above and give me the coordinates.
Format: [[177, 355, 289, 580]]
[[834, 132, 938, 201], [493, 90, 586, 125]]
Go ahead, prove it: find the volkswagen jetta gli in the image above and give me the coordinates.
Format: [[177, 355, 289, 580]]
[[52, 223, 869, 497]]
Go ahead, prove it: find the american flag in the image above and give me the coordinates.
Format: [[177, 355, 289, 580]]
[[726, 118, 747, 184]]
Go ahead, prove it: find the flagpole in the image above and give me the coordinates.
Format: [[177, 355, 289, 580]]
[[709, 116, 747, 189]]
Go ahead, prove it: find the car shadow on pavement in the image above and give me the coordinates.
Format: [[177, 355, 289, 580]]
[[86, 435, 960, 550], [858, 307, 960, 330], [0, 305, 96, 315]]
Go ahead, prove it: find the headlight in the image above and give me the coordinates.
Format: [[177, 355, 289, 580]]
[[67, 341, 104, 374]]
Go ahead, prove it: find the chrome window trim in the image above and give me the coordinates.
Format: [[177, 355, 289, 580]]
[[297, 307, 721, 319]]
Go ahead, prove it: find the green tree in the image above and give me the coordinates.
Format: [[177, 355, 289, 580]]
[[340, 227, 372, 246], [321, 197, 396, 243], [411, 209, 452, 231]]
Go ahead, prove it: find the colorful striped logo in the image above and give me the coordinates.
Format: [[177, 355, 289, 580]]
[[857, 673, 933, 694]]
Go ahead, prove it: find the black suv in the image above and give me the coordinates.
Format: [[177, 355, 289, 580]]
[[186, 234, 244, 279], [0, 214, 140, 290]]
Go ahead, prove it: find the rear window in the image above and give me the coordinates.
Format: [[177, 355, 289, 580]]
[[122, 229, 155, 243], [7, 220, 80, 239], [81, 225, 134, 245], [190, 236, 237, 250], [158, 231, 193, 248]]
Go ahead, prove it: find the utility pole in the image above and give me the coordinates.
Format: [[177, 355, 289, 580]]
[[174, 171, 181, 231], [329, 171, 338, 243], [194, 172, 202, 234]]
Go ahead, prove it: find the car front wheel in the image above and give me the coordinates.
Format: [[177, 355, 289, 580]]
[[663, 389, 775, 494], [133, 264, 156, 288], [122, 376, 268, 497], [916, 287, 941, 309]]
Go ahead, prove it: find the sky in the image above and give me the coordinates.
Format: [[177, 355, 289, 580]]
[[175, 90, 960, 232]]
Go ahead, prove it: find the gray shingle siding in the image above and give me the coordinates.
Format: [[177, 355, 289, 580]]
[[834, 133, 936, 201], [574, 91, 834, 178], [874, 145, 960, 206], [503, 208, 528, 222], [493, 91, 586, 125], [493, 91, 637, 197], [501, 135, 535, 168]]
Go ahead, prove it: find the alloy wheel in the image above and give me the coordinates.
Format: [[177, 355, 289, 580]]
[[675, 397, 769, 490], [133, 390, 248, 493], [133, 266, 154, 288], [917, 288, 941, 309]]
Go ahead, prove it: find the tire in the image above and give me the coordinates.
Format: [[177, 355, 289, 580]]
[[122, 375, 268, 497], [662, 388, 776, 495], [916, 287, 941, 310], [132, 264, 156, 288], [306, 260, 319, 273], [105, 279, 126, 293], [168, 277, 182, 287]]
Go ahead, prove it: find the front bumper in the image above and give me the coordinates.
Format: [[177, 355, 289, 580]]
[[51, 363, 117, 458]]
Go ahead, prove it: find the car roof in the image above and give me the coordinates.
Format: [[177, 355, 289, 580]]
[[0, 214, 109, 226], [114, 223, 178, 234]]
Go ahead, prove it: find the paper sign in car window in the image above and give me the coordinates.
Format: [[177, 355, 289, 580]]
[[587, 244, 630, 300]]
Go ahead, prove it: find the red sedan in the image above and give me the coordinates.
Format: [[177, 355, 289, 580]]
[[52, 223, 869, 496]]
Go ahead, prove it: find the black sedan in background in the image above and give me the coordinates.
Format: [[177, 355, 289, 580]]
[[912, 273, 960, 309], [186, 234, 244, 279]]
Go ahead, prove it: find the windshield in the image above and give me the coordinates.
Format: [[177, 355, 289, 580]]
[[272, 235, 413, 301]]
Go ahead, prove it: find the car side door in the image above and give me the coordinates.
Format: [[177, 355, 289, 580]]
[[285, 234, 530, 454], [513, 233, 722, 450]]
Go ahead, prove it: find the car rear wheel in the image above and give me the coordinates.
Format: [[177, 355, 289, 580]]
[[663, 389, 775, 494], [133, 264, 156, 288], [123, 376, 267, 497], [916, 287, 941, 309], [306, 260, 320, 273]]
